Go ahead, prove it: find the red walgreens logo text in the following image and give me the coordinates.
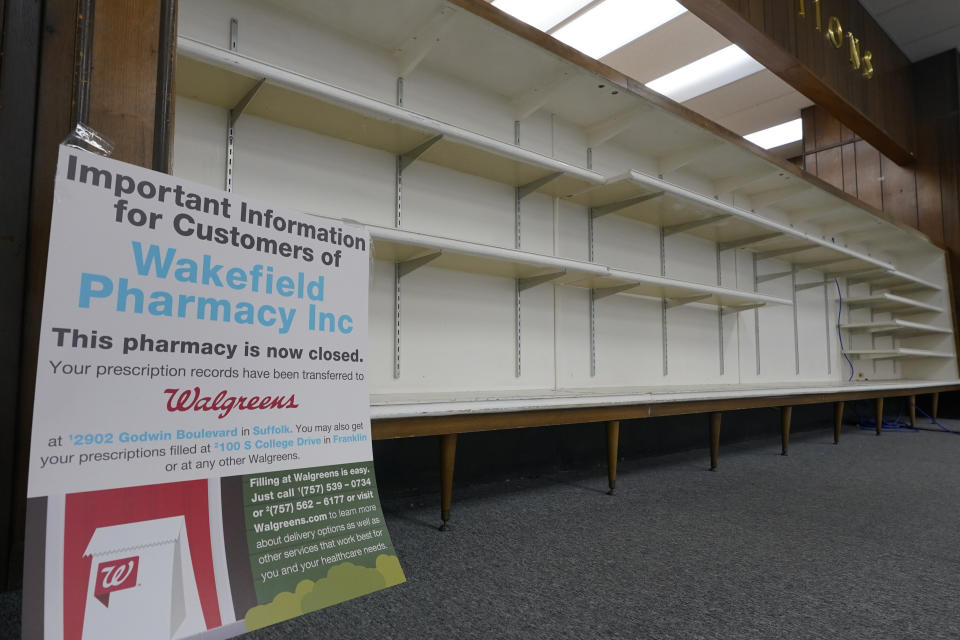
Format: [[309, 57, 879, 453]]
[[94, 556, 138, 606], [163, 387, 300, 419]]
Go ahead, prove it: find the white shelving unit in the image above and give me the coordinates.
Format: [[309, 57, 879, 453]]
[[177, 40, 605, 199], [842, 348, 954, 360], [842, 293, 943, 315], [567, 170, 893, 273], [370, 226, 791, 308], [172, 0, 958, 403], [840, 320, 952, 337]]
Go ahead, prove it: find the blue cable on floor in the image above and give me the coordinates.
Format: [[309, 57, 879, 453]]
[[834, 278, 855, 382], [853, 398, 918, 432], [915, 404, 960, 435]]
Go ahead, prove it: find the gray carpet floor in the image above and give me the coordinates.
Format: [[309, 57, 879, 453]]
[[4, 419, 960, 639]]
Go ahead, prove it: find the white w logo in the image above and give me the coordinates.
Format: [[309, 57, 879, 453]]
[[100, 560, 134, 588]]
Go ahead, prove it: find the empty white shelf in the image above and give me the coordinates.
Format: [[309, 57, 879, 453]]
[[566, 170, 893, 272], [369, 379, 960, 418], [842, 348, 954, 360], [851, 269, 942, 293], [176, 38, 942, 296], [842, 293, 943, 315], [840, 319, 953, 337], [177, 38, 604, 198], [368, 226, 792, 310]]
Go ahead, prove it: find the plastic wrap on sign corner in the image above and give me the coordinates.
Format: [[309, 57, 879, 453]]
[[62, 122, 115, 157]]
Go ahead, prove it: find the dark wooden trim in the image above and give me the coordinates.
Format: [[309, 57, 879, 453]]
[[781, 66, 913, 166], [21, 498, 46, 638], [153, 0, 177, 172], [605, 421, 619, 495], [709, 412, 722, 471], [944, 250, 960, 374], [371, 385, 960, 440], [12, 0, 82, 591], [676, 0, 915, 165], [0, 0, 43, 589], [438, 434, 457, 531], [88, 0, 163, 164], [11, 0, 178, 590], [833, 401, 844, 444], [803, 136, 865, 156], [874, 397, 884, 435], [72, 0, 94, 126], [780, 406, 792, 456]]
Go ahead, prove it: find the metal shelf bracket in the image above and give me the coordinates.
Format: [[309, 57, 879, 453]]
[[757, 270, 792, 283], [663, 213, 730, 237], [518, 172, 563, 199], [718, 232, 780, 251], [518, 270, 566, 291], [666, 294, 711, 309], [755, 244, 817, 260], [593, 284, 637, 300], [399, 134, 443, 172], [591, 192, 664, 218], [722, 303, 765, 315], [397, 251, 442, 277]]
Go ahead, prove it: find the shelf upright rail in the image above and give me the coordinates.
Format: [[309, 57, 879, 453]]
[[391, 79, 443, 379]]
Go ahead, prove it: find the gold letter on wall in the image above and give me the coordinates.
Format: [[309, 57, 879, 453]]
[[826, 16, 843, 48], [847, 32, 861, 70], [862, 50, 874, 79]]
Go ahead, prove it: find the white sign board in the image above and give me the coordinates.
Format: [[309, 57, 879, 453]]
[[24, 147, 403, 640]]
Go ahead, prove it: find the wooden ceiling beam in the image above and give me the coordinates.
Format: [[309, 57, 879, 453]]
[[676, 0, 916, 165]]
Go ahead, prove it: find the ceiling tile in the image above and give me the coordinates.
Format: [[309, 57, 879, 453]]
[[600, 12, 728, 83], [879, 0, 960, 46], [860, 0, 915, 18], [682, 70, 796, 123], [903, 23, 960, 61], [717, 91, 813, 137]]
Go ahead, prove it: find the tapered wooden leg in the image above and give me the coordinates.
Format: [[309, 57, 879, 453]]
[[709, 412, 721, 471], [439, 433, 457, 531], [875, 397, 883, 435], [780, 406, 792, 456], [932, 392, 940, 420], [908, 395, 917, 429], [605, 420, 620, 495], [833, 401, 844, 444]]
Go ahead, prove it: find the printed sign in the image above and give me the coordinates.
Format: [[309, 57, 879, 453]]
[[23, 146, 404, 639]]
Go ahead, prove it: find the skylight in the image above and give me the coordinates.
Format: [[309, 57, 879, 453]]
[[645, 45, 764, 103], [744, 118, 803, 149], [551, 0, 687, 59], [491, 0, 596, 32]]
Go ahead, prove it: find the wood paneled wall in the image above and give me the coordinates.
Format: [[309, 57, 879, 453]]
[[801, 51, 960, 312], [800, 106, 919, 232], [680, 0, 916, 164]]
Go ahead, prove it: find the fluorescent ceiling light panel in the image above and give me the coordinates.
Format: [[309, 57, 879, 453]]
[[551, 0, 687, 59], [645, 45, 764, 103], [744, 118, 803, 149], [492, 0, 596, 32]]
